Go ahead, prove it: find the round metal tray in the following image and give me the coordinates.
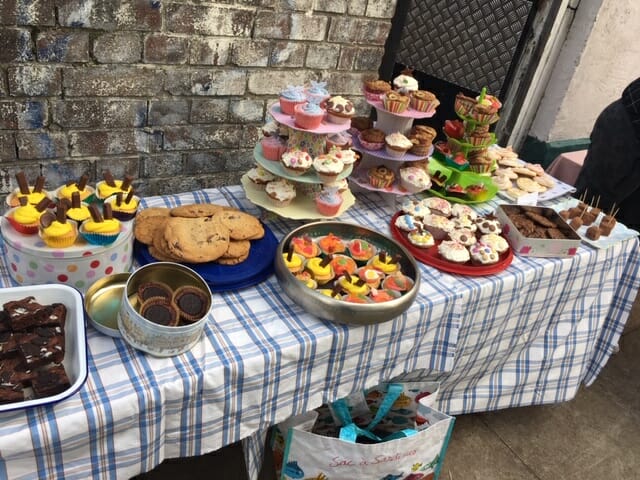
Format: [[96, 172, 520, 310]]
[[274, 221, 420, 325]]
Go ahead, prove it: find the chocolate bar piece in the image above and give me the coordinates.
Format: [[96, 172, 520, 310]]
[[31, 365, 71, 398]]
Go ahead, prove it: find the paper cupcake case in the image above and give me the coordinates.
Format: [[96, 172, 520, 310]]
[[0, 217, 134, 293]]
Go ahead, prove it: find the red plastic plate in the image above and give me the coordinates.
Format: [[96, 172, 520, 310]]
[[390, 212, 513, 276]]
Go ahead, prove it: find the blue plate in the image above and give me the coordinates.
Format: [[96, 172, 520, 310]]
[[134, 223, 278, 292]]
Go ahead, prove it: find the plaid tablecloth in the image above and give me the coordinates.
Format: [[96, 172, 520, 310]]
[[0, 185, 637, 480]]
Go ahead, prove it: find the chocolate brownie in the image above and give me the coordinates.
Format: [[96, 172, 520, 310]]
[[0, 357, 36, 385], [0, 310, 10, 333], [3, 296, 44, 329], [0, 383, 24, 404], [17, 328, 65, 369], [31, 365, 71, 398], [8, 302, 66, 331], [0, 331, 18, 359]]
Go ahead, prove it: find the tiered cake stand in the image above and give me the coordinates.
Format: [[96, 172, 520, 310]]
[[350, 99, 435, 198], [242, 104, 356, 220]]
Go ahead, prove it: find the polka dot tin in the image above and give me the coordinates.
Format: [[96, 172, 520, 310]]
[[1, 217, 134, 293]]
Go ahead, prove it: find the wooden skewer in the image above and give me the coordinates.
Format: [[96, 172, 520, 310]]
[[608, 203, 617, 216], [579, 188, 588, 203], [594, 195, 600, 210], [611, 207, 620, 218]]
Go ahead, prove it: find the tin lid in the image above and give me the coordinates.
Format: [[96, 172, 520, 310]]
[[0, 216, 133, 259], [84, 273, 130, 338]]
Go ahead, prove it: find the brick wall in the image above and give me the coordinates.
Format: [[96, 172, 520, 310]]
[[0, 0, 396, 197]]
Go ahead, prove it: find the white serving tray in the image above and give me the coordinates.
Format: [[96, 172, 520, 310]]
[[0, 284, 88, 412]]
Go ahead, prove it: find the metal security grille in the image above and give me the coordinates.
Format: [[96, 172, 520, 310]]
[[396, 0, 533, 95]]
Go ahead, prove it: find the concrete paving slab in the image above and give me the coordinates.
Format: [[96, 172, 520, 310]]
[[439, 414, 539, 479]]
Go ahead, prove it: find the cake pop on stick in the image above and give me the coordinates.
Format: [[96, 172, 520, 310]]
[[569, 207, 586, 230], [589, 195, 602, 217], [585, 224, 601, 241]]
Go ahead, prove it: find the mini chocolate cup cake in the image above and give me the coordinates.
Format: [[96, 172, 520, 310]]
[[137, 281, 174, 305], [139, 297, 180, 327], [172, 286, 210, 323]]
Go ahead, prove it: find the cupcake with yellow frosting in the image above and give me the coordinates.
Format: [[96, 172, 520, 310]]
[[304, 256, 335, 284], [39, 206, 78, 248], [6, 196, 50, 235], [56, 174, 94, 202], [79, 203, 121, 245], [64, 192, 92, 224], [6, 173, 51, 208], [105, 190, 140, 221], [283, 247, 305, 274], [335, 272, 370, 296], [368, 251, 400, 274], [96, 171, 134, 200]]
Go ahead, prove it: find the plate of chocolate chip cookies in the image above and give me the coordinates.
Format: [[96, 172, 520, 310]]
[[133, 203, 278, 291]]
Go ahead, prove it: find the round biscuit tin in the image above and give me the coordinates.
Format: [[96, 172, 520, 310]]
[[0, 216, 134, 293], [117, 262, 213, 357]]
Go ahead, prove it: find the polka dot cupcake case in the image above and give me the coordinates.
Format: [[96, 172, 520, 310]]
[[1, 217, 134, 293]]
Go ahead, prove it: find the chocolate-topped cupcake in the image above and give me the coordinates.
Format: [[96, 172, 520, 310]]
[[139, 297, 180, 327], [172, 286, 210, 323]]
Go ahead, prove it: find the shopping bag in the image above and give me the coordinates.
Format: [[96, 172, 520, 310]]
[[272, 381, 454, 480]]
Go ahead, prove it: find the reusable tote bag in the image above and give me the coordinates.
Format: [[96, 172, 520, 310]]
[[276, 382, 455, 480]]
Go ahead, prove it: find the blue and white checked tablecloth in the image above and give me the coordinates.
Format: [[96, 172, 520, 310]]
[[0, 185, 638, 480]]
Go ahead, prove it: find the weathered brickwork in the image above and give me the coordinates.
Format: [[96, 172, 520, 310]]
[[0, 0, 396, 197]]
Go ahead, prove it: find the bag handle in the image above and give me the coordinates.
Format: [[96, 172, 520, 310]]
[[365, 383, 403, 431], [331, 383, 404, 430], [339, 423, 418, 443]]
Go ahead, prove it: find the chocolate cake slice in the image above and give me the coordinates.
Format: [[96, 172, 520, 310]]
[[31, 365, 71, 398]]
